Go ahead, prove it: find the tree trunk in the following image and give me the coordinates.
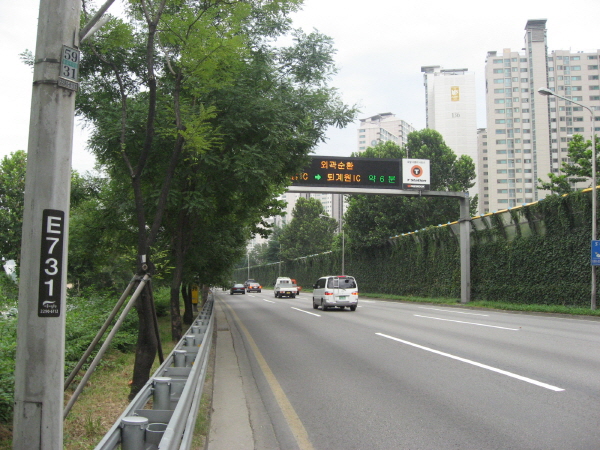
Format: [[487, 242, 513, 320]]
[[170, 265, 184, 342], [129, 282, 158, 399], [182, 283, 194, 325]]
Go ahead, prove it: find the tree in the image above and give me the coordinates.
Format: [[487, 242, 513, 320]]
[[279, 198, 338, 260], [537, 134, 600, 195], [77, 0, 356, 394], [345, 130, 476, 248], [0, 151, 26, 264]]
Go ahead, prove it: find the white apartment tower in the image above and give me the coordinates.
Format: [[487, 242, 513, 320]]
[[421, 66, 478, 203], [483, 19, 600, 213], [357, 113, 415, 152]]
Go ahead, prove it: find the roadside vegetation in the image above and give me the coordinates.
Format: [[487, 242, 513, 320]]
[[0, 283, 213, 449], [358, 292, 600, 317]]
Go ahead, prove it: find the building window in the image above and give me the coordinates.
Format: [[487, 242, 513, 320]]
[[495, 109, 505, 113], [591, 96, 600, 101], [590, 75, 599, 80], [497, 160, 507, 164], [524, 159, 532, 163], [588, 55, 598, 60], [495, 99, 505, 103], [589, 65, 599, 70], [496, 141, 507, 145], [496, 129, 506, 134], [497, 169, 507, 174], [590, 85, 600, 90]]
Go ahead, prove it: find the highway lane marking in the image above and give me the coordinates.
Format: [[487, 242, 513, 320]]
[[418, 307, 489, 316], [414, 315, 520, 330], [220, 298, 315, 450], [291, 307, 321, 317], [263, 299, 275, 303], [376, 333, 565, 392]]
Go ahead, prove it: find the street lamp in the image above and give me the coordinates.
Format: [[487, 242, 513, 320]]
[[538, 87, 597, 309]]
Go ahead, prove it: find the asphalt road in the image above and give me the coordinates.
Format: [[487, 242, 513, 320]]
[[216, 289, 600, 450]]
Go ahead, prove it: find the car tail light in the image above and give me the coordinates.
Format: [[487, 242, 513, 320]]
[[325, 292, 333, 295]]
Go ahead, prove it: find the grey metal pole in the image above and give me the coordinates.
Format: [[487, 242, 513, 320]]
[[12, 0, 81, 448], [63, 275, 150, 419], [591, 118, 597, 310], [342, 229, 345, 275], [538, 88, 596, 310], [64, 276, 137, 390], [459, 195, 471, 303]]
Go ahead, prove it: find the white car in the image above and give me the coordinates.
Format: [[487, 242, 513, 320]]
[[312, 275, 358, 311]]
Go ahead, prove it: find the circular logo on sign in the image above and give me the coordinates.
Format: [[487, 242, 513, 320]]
[[411, 165, 423, 178]]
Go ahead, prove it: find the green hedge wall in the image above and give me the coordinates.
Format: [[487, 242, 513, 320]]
[[236, 190, 596, 307]]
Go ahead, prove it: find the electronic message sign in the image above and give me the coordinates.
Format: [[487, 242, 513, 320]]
[[291, 156, 401, 189]]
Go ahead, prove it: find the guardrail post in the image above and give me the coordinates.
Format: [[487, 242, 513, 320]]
[[185, 334, 195, 347], [174, 349, 187, 367], [146, 422, 168, 447], [153, 377, 172, 410], [120, 416, 148, 450]]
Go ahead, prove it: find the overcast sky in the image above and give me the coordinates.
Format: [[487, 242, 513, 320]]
[[2, 0, 600, 173]]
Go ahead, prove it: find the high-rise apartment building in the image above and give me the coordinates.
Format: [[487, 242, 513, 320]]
[[421, 66, 478, 203], [483, 19, 600, 213], [357, 112, 415, 152]]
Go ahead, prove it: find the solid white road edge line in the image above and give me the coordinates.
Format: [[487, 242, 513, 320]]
[[376, 332, 565, 392], [414, 314, 520, 330], [291, 307, 320, 317]]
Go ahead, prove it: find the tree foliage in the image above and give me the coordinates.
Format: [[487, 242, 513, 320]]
[[279, 197, 338, 260], [537, 134, 600, 194], [345, 130, 476, 248], [75, 0, 356, 391], [0, 151, 26, 263]]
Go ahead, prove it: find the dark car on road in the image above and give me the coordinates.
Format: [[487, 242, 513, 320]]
[[230, 283, 246, 295], [246, 282, 261, 293]]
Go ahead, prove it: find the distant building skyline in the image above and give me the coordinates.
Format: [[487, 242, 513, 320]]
[[482, 19, 600, 213], [357, 112, 415, 153], [421, 65, 478, 208]]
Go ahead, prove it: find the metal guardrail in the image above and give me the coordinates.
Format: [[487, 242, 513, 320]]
[[94, 295, 214, 450]]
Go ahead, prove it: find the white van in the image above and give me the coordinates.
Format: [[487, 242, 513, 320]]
[[275, 277, 292, 286], [312, 275, 358, 311]]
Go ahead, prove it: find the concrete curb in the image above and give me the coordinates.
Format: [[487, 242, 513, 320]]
[[207, 301, 253, 449]]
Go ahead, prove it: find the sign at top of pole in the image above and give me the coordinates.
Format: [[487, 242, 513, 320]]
[[402, 158, 430, 190]]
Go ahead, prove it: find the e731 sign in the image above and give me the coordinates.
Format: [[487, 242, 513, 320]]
[[38, 210, 65, 317], [291, 156, 401, 189]]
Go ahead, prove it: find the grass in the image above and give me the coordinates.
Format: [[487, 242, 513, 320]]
[[0, 308, 215, 450], [63, 310, 216, 449], [360, 292, 600, 317]]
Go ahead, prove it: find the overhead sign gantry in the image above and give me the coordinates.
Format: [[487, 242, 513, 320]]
[[288, 155, 470, 304]]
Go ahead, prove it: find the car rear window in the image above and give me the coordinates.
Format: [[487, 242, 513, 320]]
[[327, 277, 356, 289]]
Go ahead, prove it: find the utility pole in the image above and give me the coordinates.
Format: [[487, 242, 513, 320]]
[[13, 0, 81, 448]]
